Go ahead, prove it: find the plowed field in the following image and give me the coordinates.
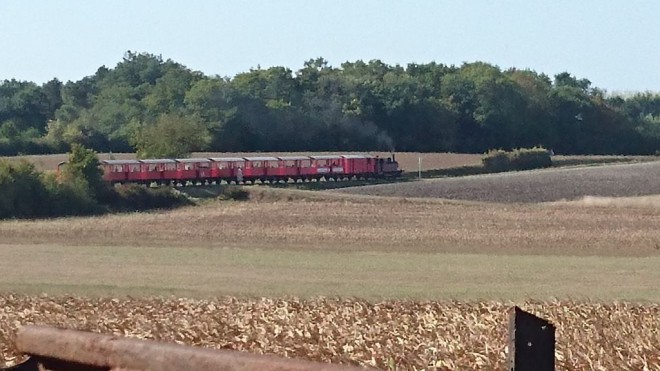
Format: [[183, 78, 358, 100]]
[[336, 161, 660, 203]]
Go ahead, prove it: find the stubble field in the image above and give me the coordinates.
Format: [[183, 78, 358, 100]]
[[1, 295, 658, 370], [2, 154, 660, 369]]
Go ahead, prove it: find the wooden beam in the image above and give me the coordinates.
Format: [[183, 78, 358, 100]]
[[14, 326, 362, 371]]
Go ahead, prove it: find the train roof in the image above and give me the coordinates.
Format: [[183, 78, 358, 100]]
[[139, 159, 176, 164], [309, 155, 343, 160], [175, 158, 211, 163], [209, 157, 245, 162], [102, 159, 141, 165], [278, 156, 312, 161], [243, 156, 280, 161], [341, 154, 373, 159]]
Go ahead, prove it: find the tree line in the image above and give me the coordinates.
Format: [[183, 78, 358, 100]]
[[1, 52, 660, 158]]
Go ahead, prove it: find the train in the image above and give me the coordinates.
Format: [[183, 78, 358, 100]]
[[59, 154, 402, 186]]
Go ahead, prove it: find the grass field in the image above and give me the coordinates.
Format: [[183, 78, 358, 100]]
[[1, 244, 659, 301], [2, 153, 660, 368]]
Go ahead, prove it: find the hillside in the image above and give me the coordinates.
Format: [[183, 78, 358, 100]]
[[334, 161, 660, 203]]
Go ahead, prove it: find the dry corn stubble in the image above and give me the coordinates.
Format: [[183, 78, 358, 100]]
[[0, 295, 658, 370]]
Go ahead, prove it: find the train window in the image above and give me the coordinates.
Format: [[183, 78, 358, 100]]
[[113, 165, 123, 172], [166, 163, 176, 171], [252, 161, 262, 168], [129, 164, 140, 172], [198, 162, 210, 168], [284, 160, 296, 167], [300, 160, 311, 167]]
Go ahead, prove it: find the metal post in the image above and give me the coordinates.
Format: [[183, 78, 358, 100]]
[[508, 306, 555, 371], [418, 156, 422, 179]]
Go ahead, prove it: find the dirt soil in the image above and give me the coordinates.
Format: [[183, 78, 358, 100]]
[[335, 161, 660, 203]]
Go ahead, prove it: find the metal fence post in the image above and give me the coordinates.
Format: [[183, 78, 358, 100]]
[[507, 306, 556, 371]]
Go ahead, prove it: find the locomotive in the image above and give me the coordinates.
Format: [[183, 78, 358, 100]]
[[59, 154, 402, 185]]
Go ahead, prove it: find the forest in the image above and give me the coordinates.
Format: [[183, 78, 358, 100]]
[[1, 52, 660, 157]]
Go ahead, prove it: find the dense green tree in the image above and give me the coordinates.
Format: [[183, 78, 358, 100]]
[[60, 143, 108, 201], [0, 52, 659, 156], [0, 80, 50, 136], [132, 113, 211, 158]]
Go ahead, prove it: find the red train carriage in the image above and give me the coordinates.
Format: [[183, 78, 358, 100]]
[[65, 153, 401, 186], [175, 158, 212, 183], [209, 157, 245, 183], [242, 156, 280, 182], [100, 160, 140, 184], [138, 159, 177, 184], [278, 156, 313, 179], [309, 155, 343, 179], [341, 155, 375, 178]]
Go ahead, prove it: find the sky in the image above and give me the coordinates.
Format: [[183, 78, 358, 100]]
[[1, 0, 659, 93]]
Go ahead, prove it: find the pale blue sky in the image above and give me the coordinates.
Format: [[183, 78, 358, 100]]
[[1, 0, 659, 92]]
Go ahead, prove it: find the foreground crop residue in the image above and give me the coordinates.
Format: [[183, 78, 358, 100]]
[[0, 295, 658, 370]]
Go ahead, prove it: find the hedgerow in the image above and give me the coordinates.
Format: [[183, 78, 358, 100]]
[[482, 147, 553, 172]]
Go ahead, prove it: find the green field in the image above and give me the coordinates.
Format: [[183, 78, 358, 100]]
[[2, 244, 660, 301]]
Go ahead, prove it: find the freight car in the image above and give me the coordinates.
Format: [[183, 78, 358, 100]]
[[58, 154, 402, 186]]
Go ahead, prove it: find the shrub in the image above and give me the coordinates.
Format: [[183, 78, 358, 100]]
[[60, 144, 111, 202], [0, 160, 49, 218], [482, 150, 511, 173], [0, 161, 101, 219], [482, 147, 552, 172], [41, 173, 101, 216], [217, 186, 250, 201], [110, 184, 190, 211], [509, 147, 553, 170]]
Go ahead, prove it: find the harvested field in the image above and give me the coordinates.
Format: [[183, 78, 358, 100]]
[[1, 295, 658, 370], [2, 190, 660, 256], [336, 161, 660, 203]]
